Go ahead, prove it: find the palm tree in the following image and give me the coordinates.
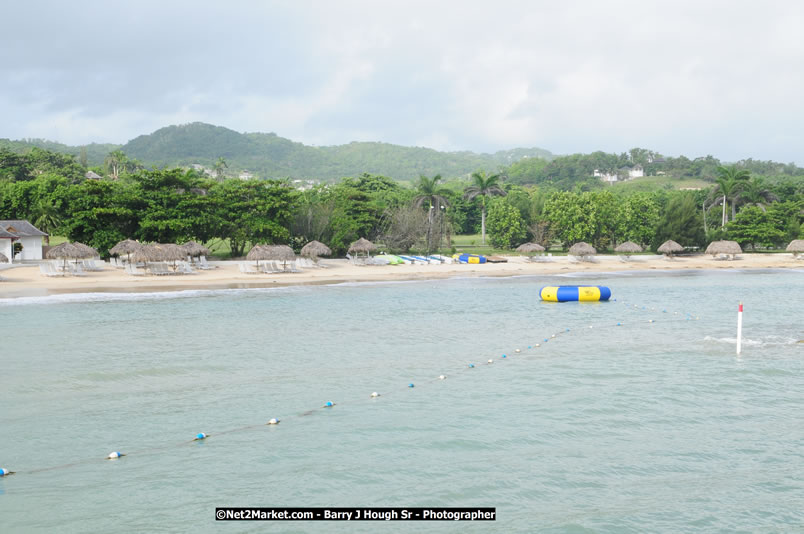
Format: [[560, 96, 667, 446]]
[[213, 157, 228, 180], [413, 175, 450, 252], [463, 170, 506, 245], [31, 199, 62, 245], [104, 150, 128, 180], [712, 165, 750, 227], [738, 176, 777, 211]]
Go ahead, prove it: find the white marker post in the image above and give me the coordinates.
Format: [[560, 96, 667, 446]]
[[736, 302, 743, 355]]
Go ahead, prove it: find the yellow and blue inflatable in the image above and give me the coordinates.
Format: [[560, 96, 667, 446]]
[[453, 253, 487, 264], [540, 286, 611, 302]]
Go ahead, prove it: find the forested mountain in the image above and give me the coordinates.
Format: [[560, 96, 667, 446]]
[[121, 123, 553, 181]]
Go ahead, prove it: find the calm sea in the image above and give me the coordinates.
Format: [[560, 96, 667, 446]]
[[1, 270, 802, 533]]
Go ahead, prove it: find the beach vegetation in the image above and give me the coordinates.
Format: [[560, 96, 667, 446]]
[[464, 171, 506, 245], [485, 198, 527, 249]]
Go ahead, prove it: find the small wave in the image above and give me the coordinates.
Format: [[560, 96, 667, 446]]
[[0, 286, 298, 307], [703, 335, 799, 347]]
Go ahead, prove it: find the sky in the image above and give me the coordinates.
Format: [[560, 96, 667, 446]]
[[2, 1, 803, 163]]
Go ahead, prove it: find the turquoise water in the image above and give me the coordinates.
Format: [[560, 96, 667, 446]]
[[1, 270, 802, 533]]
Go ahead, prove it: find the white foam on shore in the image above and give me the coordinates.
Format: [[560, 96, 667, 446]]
[[0, 286, 300, 307]]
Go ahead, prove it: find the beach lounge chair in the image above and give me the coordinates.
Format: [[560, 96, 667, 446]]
[[39, 264, 63, 277], [125, 263, 144, 276], [177, 262, 197, 275], [67, 262, 88, 276], [240, 262, 259, 274], [198, 256, 214, 270]]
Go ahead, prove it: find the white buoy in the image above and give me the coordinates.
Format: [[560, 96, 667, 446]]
[[370, 392, 380, 398], [487, 359, 493, 364], [737, 302, 743, 355], [551, 334, 556, 338], [438, 375, 446, 380], [535, 343, 540, 347], [106, 451, 124, 459], [267, 418, 280, 425], [515, 348, 521, 353]]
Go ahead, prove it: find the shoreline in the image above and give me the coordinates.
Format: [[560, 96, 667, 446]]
[[0, 254, 801, 299]]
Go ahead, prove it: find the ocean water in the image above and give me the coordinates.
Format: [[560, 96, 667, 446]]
[[0, 270, 802, 533]]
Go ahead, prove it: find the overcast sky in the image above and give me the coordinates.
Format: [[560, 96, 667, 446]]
[[3, 1, 803, 163]]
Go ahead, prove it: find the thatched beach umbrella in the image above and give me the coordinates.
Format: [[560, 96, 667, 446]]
[[246, 244, 272, 266], [182, 241, 210, 259], [72, 242, 99, 258], [300, 240, 332, 262], [657, 240, 684, 258], [705, 240, 742, 259], [265, 245, 296, 270], [516, 242, 545, 261], [46, 242, 84, 270], [348, 237, 377, 258], [109, 239, 142, 264], [568, 242, 596, 257], [0, 252, 8, 263], [129, 244, 161, 264], [786, 239, 804, 258], [615, 241, 642, 261]]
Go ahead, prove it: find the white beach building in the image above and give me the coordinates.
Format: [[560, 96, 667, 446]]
[[0, 220, 48, 261]]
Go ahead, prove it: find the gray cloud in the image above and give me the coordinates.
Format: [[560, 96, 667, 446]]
[[2, 0, 803, 163]]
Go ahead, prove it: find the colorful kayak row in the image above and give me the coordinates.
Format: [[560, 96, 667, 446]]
[[540, 286, 612, 302]]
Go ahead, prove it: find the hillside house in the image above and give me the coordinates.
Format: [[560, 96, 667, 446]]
[[0, 220, 48, 261]]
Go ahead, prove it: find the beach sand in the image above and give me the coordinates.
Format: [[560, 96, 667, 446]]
[[0, 254, 801, 298]]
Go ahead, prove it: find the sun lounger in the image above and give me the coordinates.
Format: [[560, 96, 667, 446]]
[[125, 263, 144, 276], [68, 262, 88, 276], [239, 262, 259, 274], [198, 256, 215, 270], [40, 263, 64, 277], [177, 262, 197, 274]]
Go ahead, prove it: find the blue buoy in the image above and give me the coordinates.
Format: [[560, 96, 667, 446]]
[[663, 309, 667, 313], [106, 451, 124, 459], [544, 338, 548, 342], [408, 383, 414, 388], [565, 328, 570, 332], [195, 433, 207, 440], [528, 346, 532, 349], [468, 363, 474, 368], [617, 322, 621, 326], [502, 354, 507, 358], [324, 401, 334, 407], [267, 418, 280, 425], [0, 468, 12, 477]]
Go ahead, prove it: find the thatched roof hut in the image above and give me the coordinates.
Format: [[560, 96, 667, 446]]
[[130, 244, 162, 263], [246, 244, 296, 269], [46, 242, 84, 260], [516, 242, 545, 253], [72, 242, 99, 258], [657, 240, 684, 256], [615, 241, 642, 253], [568, 242, 596, 256], [786, 239, 804, 257], [182, 241, 210, 258], [110, 239, 141, 256], [0, 252, 8, 263], [705, 240, 742, 257], [156, 243, 187, 262], [300, 240, 332, 259], [348, 237, 377, 256]]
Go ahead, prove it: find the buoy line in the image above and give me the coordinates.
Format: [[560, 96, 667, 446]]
[[1, 298, 703, 479]]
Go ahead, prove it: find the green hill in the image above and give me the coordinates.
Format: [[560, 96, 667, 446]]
[[121, 122, 553, 181], [0, 138, 120, 167]]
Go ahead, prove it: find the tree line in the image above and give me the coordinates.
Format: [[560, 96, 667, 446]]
[[1, 147, 802, 257]]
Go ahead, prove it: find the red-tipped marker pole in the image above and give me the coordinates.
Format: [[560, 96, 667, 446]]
[[737, 302, 743, 355]]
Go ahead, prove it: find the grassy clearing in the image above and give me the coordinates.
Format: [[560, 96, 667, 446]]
[[612, 175, 712, 191]]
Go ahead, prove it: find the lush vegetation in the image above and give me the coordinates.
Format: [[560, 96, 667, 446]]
[[2, 123, 553, 182], [1, 144, 802, 258]]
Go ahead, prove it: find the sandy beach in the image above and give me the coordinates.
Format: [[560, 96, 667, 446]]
[[0, 254, 801, 298]]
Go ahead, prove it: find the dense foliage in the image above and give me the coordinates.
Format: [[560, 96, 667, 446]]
[[1, 145, 802, 257]]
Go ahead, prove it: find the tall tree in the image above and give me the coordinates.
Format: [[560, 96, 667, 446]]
[[31, 198, 63, 245], [213, 157, 228, 180], [463, 171, 506, 245], [104, 150, 128, 180], [413, 174, 450, 251], [738, 176, 777, 211], [712, 165, 750, 227]]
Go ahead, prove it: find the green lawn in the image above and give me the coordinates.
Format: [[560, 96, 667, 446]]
[[612, 175, 712, 192]]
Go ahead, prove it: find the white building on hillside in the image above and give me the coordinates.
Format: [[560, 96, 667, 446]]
[[0, 220, 48, 261], [594, 164, 644, 183]]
